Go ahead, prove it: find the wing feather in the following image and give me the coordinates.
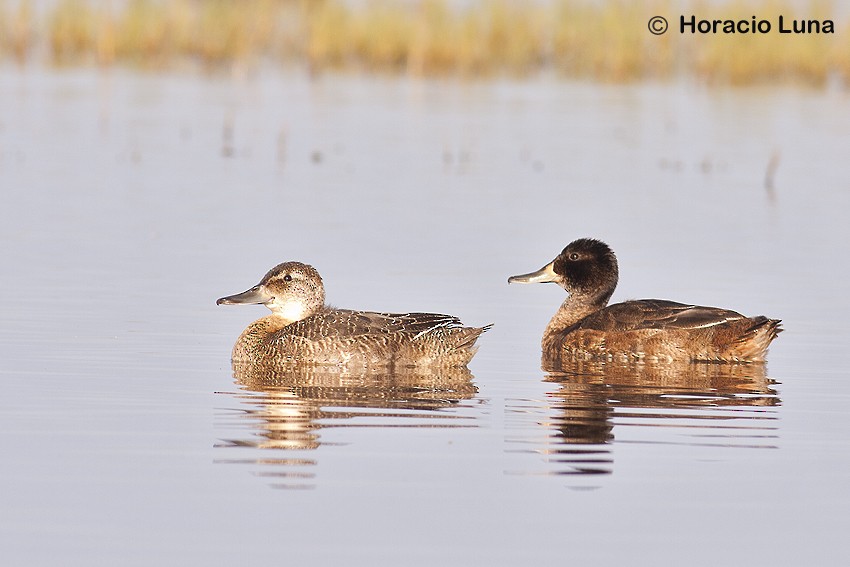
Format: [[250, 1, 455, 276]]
[[280, 309, 467, 340], [577, 299, 747, 332]]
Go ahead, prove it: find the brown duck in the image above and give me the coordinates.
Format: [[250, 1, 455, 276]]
[[508, 238, 781, 364], [218, 262, 490, 368]]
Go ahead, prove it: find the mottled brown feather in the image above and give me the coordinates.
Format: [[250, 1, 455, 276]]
[[219, 262, 490, 369]]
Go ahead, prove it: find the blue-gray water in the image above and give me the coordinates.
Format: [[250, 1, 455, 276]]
[[1, 66, 848, 565]]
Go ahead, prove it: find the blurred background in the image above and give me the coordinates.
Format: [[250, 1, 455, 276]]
[[1, 0, 848, 84]]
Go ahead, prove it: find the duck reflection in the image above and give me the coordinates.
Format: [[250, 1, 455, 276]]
[[216, 361, 478, 489], [510, 360, 779, 480]]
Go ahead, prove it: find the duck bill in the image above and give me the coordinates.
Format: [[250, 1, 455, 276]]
[[508, 261, 558, 284], [216, 285, 272, 305]]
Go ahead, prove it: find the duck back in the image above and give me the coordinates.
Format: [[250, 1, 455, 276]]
[[545, 299, 782, 365], [234, 308, 491, 368]]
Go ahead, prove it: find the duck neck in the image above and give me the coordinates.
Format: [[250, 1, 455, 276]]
[[542, 292, 609, 353], [232, 314, 293, 361]]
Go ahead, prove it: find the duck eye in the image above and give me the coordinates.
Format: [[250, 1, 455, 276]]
[[569, 253, 579, 261], [283, 274, 292, 282]]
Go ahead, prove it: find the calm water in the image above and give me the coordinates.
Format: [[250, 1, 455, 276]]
[[1, 65, 849, 566]]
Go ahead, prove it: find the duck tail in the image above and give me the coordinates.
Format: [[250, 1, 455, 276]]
[[454, 324, 493, 349], [424, 323, 492, 366], [735, 317, 782, 362]]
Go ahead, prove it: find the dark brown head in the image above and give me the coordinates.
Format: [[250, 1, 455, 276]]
[[508, 238, 619, 304]]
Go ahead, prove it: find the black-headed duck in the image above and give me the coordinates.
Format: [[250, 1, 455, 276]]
[[218, 262, 490, 368], [509, 239, 781, 365]]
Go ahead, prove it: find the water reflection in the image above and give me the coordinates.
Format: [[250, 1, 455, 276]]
[[507, 361, 779, 481], [216, 362, 479, 489]]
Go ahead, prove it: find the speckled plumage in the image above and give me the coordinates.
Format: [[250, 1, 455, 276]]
[[218, 262, 490, 368], [509, 239, 782, 365]]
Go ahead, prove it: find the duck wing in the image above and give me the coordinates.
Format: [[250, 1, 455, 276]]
[[291, 309, 467, 338], [348, 310, 467, 335], [577, 300, 747, 332], [277, 309, 489, 363]]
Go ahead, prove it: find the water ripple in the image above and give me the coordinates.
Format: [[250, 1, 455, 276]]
[[216, 363, 479, 489], [505, 361, 780, 483]]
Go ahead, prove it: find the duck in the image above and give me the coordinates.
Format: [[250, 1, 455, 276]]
[[508, 238, 781, 365], [217, 261, 491, 368]]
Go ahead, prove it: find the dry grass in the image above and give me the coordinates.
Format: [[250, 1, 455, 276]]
[[0, 0, 846, 85], [552, 1, 677, 81], [688, 0, 842, 85], [0, 0, 34, 62]]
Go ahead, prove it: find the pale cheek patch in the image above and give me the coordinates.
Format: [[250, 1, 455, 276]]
[[267, 298, 309, 323]]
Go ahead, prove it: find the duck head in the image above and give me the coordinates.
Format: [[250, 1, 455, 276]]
[[217, 261, 326, 324], [508, 238, 619, 305]]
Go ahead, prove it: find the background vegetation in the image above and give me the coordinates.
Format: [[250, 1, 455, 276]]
[[0, 0, 846, 85]]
